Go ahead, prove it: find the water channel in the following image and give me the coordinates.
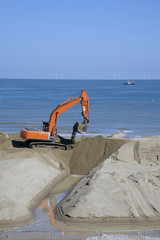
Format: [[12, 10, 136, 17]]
[[5, 175, 160, 233]]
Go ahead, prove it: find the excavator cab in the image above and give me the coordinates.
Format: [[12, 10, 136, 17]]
[[42, 121, 49, 132]]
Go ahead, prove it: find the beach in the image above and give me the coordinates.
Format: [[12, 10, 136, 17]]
[[1, 131, 160, 230]]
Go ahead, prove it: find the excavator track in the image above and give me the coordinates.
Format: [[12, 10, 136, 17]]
[[25, 139, 73, 150]]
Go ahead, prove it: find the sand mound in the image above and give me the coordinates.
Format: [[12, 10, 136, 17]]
[[57, 159, 160, 221], [55, 137, 160, 225], [0, 132, 10, 144], [0, 131, 9, 143], [69, 135, 127, 175], [0, 132, 12, 151], [0, 157, 63, 226], [0, 132, 70, 226]]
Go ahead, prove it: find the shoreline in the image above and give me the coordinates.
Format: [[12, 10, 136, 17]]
[[2, 128, 160, 140]]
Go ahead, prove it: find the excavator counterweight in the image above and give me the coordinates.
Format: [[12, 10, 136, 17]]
[[21, 90, 89, 149]]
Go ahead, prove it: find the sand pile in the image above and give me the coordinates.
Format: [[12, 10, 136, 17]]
[[0, 157, 62, 225], [0, 132, 70, 226], [56, 137, 160, 224], [0, 132, 12, 151], [70, 135, 127, 175]]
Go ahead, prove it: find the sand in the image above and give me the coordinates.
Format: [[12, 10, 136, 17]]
[[0, 132, 70, 227], [55, 136, 160, 226], [69, 135, 126, 175], [1, 131, 160, 228]]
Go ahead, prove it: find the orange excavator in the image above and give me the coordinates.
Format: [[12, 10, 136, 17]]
[[21, 89, 89, 149]]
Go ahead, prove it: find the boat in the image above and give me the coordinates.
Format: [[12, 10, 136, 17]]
[[123, 81, 135, 85]]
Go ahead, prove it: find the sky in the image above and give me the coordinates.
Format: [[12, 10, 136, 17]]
[[0, 0, 160, 79]]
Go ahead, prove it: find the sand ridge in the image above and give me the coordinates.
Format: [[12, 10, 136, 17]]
[[69, 135, 127, 175]]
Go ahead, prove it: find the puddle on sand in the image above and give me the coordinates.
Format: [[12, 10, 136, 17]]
[[10, 175, 82, 232]]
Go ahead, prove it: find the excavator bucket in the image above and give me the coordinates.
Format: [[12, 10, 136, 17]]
[[73, 122, 88, 133], [71, 122, 88, 144]]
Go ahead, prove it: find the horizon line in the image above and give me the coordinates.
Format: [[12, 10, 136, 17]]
[[0, 78, 160, 81]]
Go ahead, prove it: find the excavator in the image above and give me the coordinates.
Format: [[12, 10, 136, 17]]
[[21, 89, 89, 149]]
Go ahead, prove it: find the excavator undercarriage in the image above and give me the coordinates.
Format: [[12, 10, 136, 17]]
[[25, 139, 69, 150], [24, 121, 88, 149]]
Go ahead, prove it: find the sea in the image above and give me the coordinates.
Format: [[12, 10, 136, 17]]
[[0, 79, 160, 139]]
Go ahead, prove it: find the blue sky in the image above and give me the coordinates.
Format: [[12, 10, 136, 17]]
[[0, 0, 160, 79]]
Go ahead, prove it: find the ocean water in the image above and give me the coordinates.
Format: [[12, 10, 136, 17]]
[[0, 79, 160, 138]]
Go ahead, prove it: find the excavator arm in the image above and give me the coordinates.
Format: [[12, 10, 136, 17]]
[[21, 90, 89, 146], [45, 89, 89, 137]]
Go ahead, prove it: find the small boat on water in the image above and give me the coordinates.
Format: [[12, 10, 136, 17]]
[[123, 81, 135, 85]]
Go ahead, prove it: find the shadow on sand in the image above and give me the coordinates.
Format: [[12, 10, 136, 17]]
[[12, 140, 26, 148]]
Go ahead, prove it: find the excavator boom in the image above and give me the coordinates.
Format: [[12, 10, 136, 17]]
[[47, 89, 89, 136], [21, 89, 89, 148]]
